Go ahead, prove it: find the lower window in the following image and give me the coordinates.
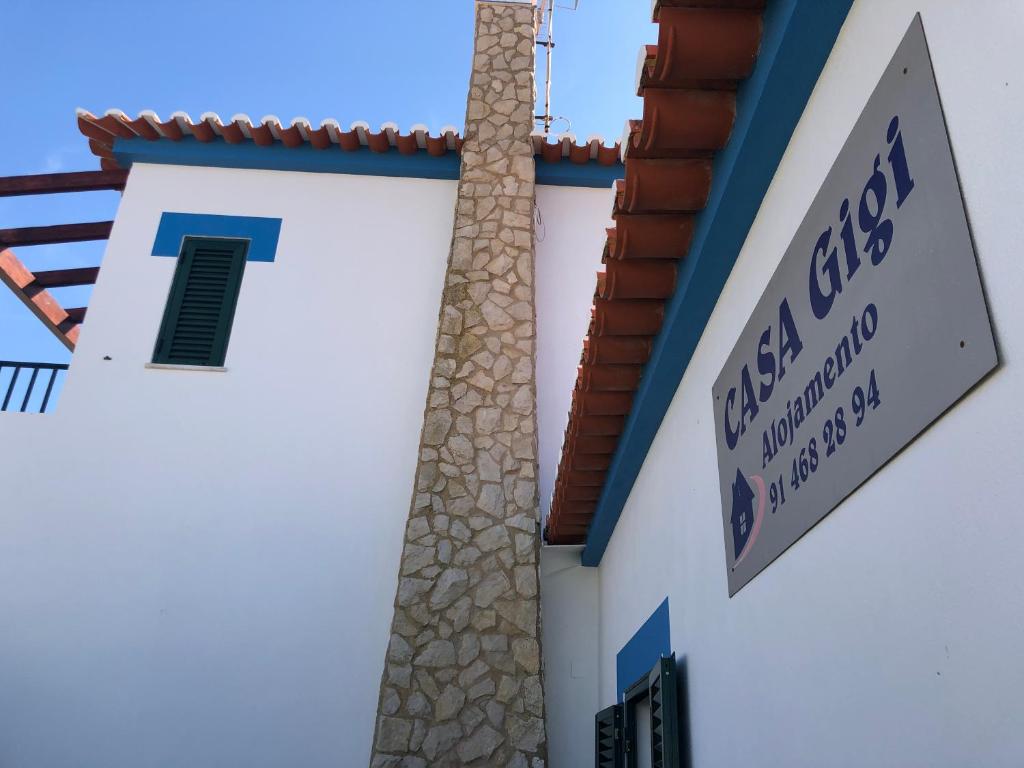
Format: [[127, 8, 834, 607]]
[[596, 653, 681, 768]]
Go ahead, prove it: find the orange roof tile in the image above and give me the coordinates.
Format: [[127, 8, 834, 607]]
[[76, 109, 621, 172], [546, 0, 765, 545]]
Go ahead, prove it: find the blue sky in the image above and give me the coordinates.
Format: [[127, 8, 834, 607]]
[[0, 0, 653, 364]]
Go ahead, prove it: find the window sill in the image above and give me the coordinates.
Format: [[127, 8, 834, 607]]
[[145, 363, 228, 373]]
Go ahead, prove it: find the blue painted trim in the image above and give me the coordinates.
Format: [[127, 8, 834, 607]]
[[152, 212, 282, 263], [116, 137, 460, 181], [535, 160, 620, 189], [113, 136, 621, 188], [581, 0, 855, 567], [616, 598, 671, 702]]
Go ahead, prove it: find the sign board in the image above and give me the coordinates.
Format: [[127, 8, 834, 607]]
[[712, 16, 997, 596]]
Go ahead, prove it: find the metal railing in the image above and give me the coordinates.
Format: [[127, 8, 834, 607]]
[[0, 361, 68, 413]]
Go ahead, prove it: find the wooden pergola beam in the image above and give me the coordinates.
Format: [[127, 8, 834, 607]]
[[64, 307, 87, 324], [0, 248, 78, 351], [32, 267, 100, 288], [0, 170, 128, 197], [0, 221, 113, 248]]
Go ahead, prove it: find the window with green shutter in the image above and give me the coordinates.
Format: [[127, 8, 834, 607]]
[[152, 237, 248, 367], [621, 654, 682, 768]]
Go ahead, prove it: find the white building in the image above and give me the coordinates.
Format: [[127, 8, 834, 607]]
[[0, 1, 1021, 767]]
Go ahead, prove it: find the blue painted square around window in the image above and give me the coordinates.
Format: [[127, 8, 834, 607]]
[[616, 598, 671, 702], [152, 212, 282, 262]]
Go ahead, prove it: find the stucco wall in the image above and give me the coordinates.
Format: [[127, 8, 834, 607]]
[[0, 163, 458, 767], [540, 546, 601, 768], [535, 183, 612, 523], [594, 3, 1024, 767], [0, 159, 614, 766], [534, 184, 613, 768]]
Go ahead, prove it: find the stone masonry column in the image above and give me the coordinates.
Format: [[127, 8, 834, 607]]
[[369, 2, 547, 767]]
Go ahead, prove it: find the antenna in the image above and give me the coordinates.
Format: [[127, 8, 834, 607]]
[[536, 0, 580, 137]]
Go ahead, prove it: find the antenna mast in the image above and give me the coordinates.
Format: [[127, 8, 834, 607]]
[[536, 0, 579, 137]]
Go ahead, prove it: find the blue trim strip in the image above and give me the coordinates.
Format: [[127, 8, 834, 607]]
[[581, 0, 854, 567], [116, 137, 460, 181], [152, 212, 282, 263], [535, 160, 620, 189], [616, 598, 671, 702], [113, 136, 621, 189]]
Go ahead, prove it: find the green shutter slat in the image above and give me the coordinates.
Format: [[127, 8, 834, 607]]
[[595, 703, 624, 768], [646, 655, 681, 768], [153, 237, 248, 366]]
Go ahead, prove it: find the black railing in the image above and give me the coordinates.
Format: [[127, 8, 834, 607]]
[[0, 361, 68, 413]]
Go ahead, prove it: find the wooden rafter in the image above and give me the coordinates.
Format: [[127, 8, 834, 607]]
[[0, 221, 113, 248], [64, 307, 87, 324], [0, 248, 81, 350], [0, 168, 124, 355], [32, 267, 100, 288], [0, 170, 128, 197]]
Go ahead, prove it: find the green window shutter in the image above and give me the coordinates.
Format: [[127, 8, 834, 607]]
[[647, 655, 681, 768], [153, 237, 248, 367], [595, 703, 624, 768]]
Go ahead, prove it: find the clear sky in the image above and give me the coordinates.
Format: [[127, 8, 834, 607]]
[[0, 0, 653, 364]]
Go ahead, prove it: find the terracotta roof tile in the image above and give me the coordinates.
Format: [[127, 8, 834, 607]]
[[592, 300, 665, 336], [640, 7, 763, 91], [578, 364, 644, 392], [76, 110, 621, 171], [605, 214, 696, 260], [546, 0, 766, 545], [616, 159, 713, 214], [651, 0, 766, 20], [599, 260, 678, 300]]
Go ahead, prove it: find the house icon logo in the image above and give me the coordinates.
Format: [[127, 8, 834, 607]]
[[730, 468, 765, 568]]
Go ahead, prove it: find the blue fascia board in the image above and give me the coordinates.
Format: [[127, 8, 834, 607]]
[[535, 160, 621, 189], [152, 212, 282, 262], [114, 136, 461, 181], [581, 0, 855, 567], [112, 136, 621, 188]]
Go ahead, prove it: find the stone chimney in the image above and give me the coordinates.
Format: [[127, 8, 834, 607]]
[[369, 2, 547, 767]]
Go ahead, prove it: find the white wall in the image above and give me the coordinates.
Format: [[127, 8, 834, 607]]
[[535, 184, 613, 522], [0, 163, 456, 768], [595, 3, 1024, 767], [540, 546, 601, 768], [532, 183, 611, 768]]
